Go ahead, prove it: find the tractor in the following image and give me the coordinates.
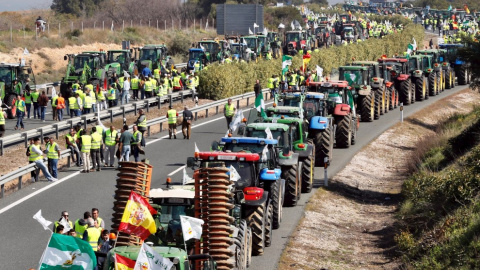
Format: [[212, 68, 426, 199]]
[[315, 23, 334, 48], [242, 36, 261, 60], [309, 80, 359, 148], [0, 63, 36, 119], [198, 39, 223, 63], [187, 48, 207, 72], [133, 44, 174, 75], [60, 52, 107, 97], [439, 43, 470, 86], [217, 137, 284, 230], [416, 49, 448, 94], [403, 55, 428, 102], [378, 62, 399, 110], [105, 50, 135, 79], [338, 65, 376, 122], [230, 43, 251, 62], [283, 30, 314, 56], [414, 54, 436, 98], [377, 57, 414, 105]]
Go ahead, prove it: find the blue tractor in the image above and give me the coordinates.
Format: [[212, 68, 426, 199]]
[[439, 44, 471, 86], [187, 48, 206, 72]]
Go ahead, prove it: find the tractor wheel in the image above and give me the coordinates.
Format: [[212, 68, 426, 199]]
[[314, 129, 332, 167], [445, 70, 453, 89], [399, 80, 411, 105], [384, 87, 390, 113], [235, 220, 248, 270], [374, 91, 381, 120], [388, 87, 395, 110], [458, 66, 468, 85], [360, 92, 374, 122], [415, 77, 425, 101], [246, 227, 252, 267], [247, 202, 266, 256], [428, 72, 437, 96], [335, 113, 352, 148], [264, 203, 273, 247], [411, 80, 416, 103], [283, 165, 299, 207], [5, 94, 16, 119], [301, 147, 314, 193], [438, 71, 444, 93], [351, 117, 358, 145], [270, 179, 283, 229]]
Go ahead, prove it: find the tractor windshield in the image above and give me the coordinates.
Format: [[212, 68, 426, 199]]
[[224, 143, 266, 154], [281, 96, 302, 107], [286, 32, 301, 43], [73, 56, 93, 70], [303, 99, 320, 119], [340, 70, 365, 85], [231, 45, 242, 55], [199, 42, 215, 53], [408, 58, 418, 71], [0, 67, 13, 85], [315, 27, 326, 35], [107, 52, 127, 64], [344, 28, 354, 35], [246, 129, 288, 147], [139, 48, 159, 61], [189, 50, 204, 61], [422, 57, 430, 69], [159, 205, 188, 224], [244, 38, 257, 50]]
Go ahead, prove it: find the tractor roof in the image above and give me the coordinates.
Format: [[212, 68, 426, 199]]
[[82, 51, 106, 55], [265, 117, 303, 124], [309, 80, 349, 87], [0, 63, 23, 67], [243, 36, 257, 39], [189, 48, 204, 52], [416, 49, 440, 54], [439, 44, 464, 48], [221, 137, 278, 145], [304, 92, 327, 99], [144, 44, 167, 47], [339, 65, 368, 71], [378, 58, 408, 63], [197, 151, 260, 162], [149, 188, 195, 199], [246, 123, 290, 131], [108, 49, 129, 53], [110, 246, 186, 261], [352, 61, 378, 66], [267, 106, 302, 112]]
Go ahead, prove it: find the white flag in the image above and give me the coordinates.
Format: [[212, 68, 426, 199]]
[[261, 145, 268, 161], [194, 142, 199, 154], [291, 21, 295, 30], [182, 167, 193, 185], [205, 20, 209, 30], [33, 209, 52, 231], [51, 86, 57, 98], [23, 47, 29, 55], [180, 215, 204, 241], [248, 28, 253, 35], [265, 127, 273, 139], [253, 22, 259, 28], [229, 165, 241, 182], [262, 27, 268, 36], [111, 21, 114, 31], [278, 23, 285, 29], [229, 109, 244, 132], [59, 217, 71, 234], [123, 70, 130, 78], [134, 243, 174, 270], [316, 65, 323, 79]]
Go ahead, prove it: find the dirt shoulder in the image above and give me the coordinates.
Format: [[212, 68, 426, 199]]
[[278, 89, 480, 270]]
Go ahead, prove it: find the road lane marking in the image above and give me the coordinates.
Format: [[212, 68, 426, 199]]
[[168, 165, 186, 176]]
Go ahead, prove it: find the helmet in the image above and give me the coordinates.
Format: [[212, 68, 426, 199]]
[[109, 233, 117, 240]]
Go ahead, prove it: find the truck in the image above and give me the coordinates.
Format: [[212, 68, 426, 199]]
[[0, 63, 36, 119]]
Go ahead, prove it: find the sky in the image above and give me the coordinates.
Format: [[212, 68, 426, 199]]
[[0, 0, 52, 11]]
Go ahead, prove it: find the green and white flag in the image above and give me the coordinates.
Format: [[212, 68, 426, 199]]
[[134, 242, 174, 270], [39, 233, 96, 270], [255, 92, 267, 119], [406, 37, 417, 57], [282, 55, 292, 75]]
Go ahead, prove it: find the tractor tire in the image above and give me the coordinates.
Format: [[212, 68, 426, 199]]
[[301, 148, 314, 193], [438, 71, 444, 93], [335, 113, 352, 148], [410, 80, 416, 103], [5, 94, 16, 119], [314, 129, 332, 167], [235, 220, 248, 270], [384, 88, 390, 113], [351, 117, 358, 145], [283, 165, 299, 207], [374, 90, 381, 120], [458, 66, 468, 85], [246, 227, 252, 267], [270, 180, 282, 230], [394, 87, 399, 108], [399, 80, 411, 105], [445, 70, 453, 89], [428, 72, 437, 96], [360, 92, 374, 122], [264, 203, 273, 247], [246, 202, 266, 256], [415, 76, 425, 101], [388, 87, 394, 110]]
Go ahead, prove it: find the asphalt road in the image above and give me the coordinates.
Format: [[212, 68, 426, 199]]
[[0, 83, 470, 270]]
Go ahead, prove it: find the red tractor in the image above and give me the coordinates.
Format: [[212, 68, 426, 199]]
[[378, 57, 414, 105]]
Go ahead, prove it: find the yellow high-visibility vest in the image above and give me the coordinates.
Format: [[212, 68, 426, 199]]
[[80, 135, 92, 153], [225, 104, 235, 117], [47, 142, 59, 159], [105, 129, 117, 146], [167, 109, 177, 124], [91, 132, 102, 150]]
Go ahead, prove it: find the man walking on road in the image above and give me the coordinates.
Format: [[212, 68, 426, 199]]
[[44, 137, 60, 179], [119, 125, 133, 162], [24, 88, 32, 118], [29, 137, 57, 182], [254, 79, 261, 97], [90, 126, 102, 172], [31, 88, 40, 119], [66, 128, 81, 166], [121, 75, 130, 105], [14, 94, 25, 130], [79, 130, 92, 173], [167, 105, 178, 139], [103, 125, 118, 167], [107, 84, 117, 108], [38, 90, 49, 122], [56, 93, 66, 121], [135, 109, 147, 147], [224, 98, 236, 130], [182, 105, 193, 139], [131, 125, 142, 162]]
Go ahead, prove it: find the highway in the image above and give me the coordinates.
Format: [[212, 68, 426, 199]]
[[0, 83, 470, 270]]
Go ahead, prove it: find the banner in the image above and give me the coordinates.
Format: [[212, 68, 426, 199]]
[[119, 191, 157, 240]]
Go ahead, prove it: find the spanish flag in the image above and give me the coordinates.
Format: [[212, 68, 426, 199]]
[[119, 191, 158, 240], [115, 254, 135, 270], [302, 53, 311, 71], [464, 4, 470, 14]]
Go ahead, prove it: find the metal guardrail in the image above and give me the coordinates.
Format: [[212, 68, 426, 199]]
[[0, 88, 270, 198], [0, 90, 195, 155]]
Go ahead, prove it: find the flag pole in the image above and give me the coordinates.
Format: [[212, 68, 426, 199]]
[[37, 231, 54, 270], [113, 230, 120, 249]]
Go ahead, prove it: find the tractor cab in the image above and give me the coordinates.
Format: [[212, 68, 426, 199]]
[[309, 80, 353, 115], [230, 43, 248, 61], [350, 61, 383, 88], [134, 44, 171, 73], [198, 40, 222, 62], [339, 66, 370, 87], [274, 91, 305, 107], [241, 123, 290, 149], [0, 64, 36, 118], [106, 50, 134, 77], [187, 48, 206, 72], [302, 92, 329, 120], [242, 36, 260, 58], [266, 105, 304, 119]]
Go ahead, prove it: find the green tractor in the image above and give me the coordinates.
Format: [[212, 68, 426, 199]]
[[338, 65, 376, 122], [0, 63, 36, 119], [400, 55, 428, 102], [105, 50, 135, 79], [416, 49, 448, 93], [416, 53, 437, 97], [60, 51, 107, 97], [198, 39, 223, 62], [133, 44, 174, 75], [242, 36, 261, 60]]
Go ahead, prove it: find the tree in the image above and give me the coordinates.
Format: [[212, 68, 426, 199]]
[[51, 0, 104, 17], [457, 38, 480, 91]]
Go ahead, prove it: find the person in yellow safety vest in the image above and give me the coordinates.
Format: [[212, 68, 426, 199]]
[[225, 57, 232, 64], [156, 83, 164, 97], [82, 218, 100, 251], [83, 91, 92, 114], [131, 125, 143, 162], [78, 129, 92, 173], [45, 137, 60, 178], [150, 76, 157, 94], [135, 109, 147, 147], [224, 98, 236, 130], [103, 125, 118, 167], [51, 94, 58, 121], [53, 211, 73, 232], [14, 94, 25, 130], [31, 88, 40, 119], [74, 212, 91, 239], [85, 83, 94, 92], [144, 76, 153, 98], [167, 105, 178, 139], [194, 73, 199, 88], [118, 76, 125, 90], [97, 87, 107, 111], [153, 68, 161, 81], [131, 75, 140, 100], [24, 89, 33, 119], [72, 80, 81, 92], [68, 95, 77, 119], [90, 126, 102, 171], [0, 108, 5, 138], [266, 51, 272, 60], [107, 84, 117, 108], [160, 79, 168, 96], [172, 73, 183, 91], [288, 72, 298, 90], [186, 75, 195, 90], [30, 137, 57, 182], [91, 208, 105, 232], [13, 79, 22, 95]]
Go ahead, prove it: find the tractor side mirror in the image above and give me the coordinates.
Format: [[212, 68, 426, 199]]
[[211, 141, 220, 151], [187, 157, 196, 168]]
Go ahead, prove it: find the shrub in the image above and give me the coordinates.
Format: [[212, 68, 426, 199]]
[[65, 29, 83, 40], [168, 32, 191, 56]]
